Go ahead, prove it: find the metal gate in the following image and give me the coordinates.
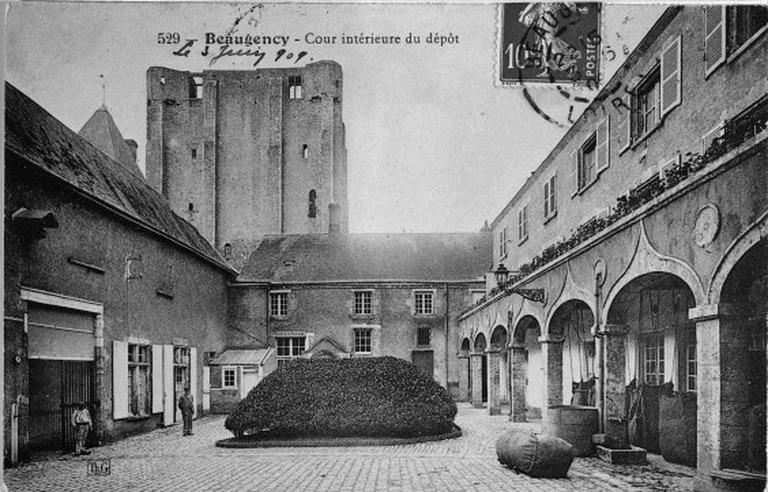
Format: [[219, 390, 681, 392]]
[[29, 360, 94, 452]]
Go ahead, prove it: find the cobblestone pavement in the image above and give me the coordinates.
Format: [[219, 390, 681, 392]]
[[6, 404, 694, 491]]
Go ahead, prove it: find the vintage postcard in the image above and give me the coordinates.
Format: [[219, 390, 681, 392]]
[[3, 2, 767, 491]]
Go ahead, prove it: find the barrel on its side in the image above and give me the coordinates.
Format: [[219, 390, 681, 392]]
[[543, 405, 599, 457], [496, 431, 574, 478]]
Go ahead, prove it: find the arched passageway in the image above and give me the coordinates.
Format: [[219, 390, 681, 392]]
[[511, 316, 543, 421], [605, 272, 696, 460], [716, 240, 767, 473], [488, 326, 508, 415], [458, 338, 471, 402], [549, 300, 595, 406], [470, 333, 488, 407]]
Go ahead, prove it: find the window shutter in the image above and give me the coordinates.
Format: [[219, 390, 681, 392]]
[[704, 6, 726, 76], [112, 341, 129, 419], [570, 148, 580, 195], [151, 344, 163, 413], [550, 174, 557, 214], [190, 347, 198, 418], [162, 344, 174, 426], [596, 116, 610, 172], [660, 35, 682, 116], [543, 181, 550, 218], [616, 94, 631, 152]]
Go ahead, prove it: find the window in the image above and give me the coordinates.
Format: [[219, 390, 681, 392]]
[[517, 205, 528, 243], [728, 6, 768, 55], [633, 67, 660, 139], [354, 328, 372, 354], [288, 75, 303, 99], [128, 344, 151, 417], [302, 144, 309, 159], [222, 367, 237, 389], [276, 336, 305, 366], [190, 76, 203, 99], [417, 327, 431, 347], [173, 346, 190, 404], [269, 291, 288, 317], [308, 190, 317, 219], [498, 227, 507, 257], [575, 133, 597, 192], [191, 146, 198, 159], [543, 175, 557, 221], [686, 342, 697, 393], [414, 290, 434, 315], [643, 333, 665, 385], [353, 291, 372, 315]]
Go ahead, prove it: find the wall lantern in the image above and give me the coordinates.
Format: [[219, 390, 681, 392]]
[[493, 263, 510, 286]]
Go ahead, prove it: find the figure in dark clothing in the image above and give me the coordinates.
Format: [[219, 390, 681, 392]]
[[178, 387, 194, 436]]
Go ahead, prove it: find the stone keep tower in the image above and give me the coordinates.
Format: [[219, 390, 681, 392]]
[[145, 61, 348, 264]]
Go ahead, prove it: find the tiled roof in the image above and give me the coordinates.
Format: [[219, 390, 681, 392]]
[[78, 106, 143, 178], [5, 82, 234, 274], [210, 349, 273, 366], [237, 232, 492, 283]]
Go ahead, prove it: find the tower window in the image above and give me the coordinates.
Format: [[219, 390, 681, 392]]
[[308, 189, 317, 218], [302, 145, 309, 159], [190, 75, 203, 99], [160, 76, 166, 85], [191, 146, 197, 159], [188, 203, 194, 212], [288, 76, 303, 99]]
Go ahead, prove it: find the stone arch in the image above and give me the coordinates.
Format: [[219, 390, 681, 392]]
[[707, 210, 768, 304], [604, 221, 705, 315], [513, 314, 541, 344], [460, 337, 471, 356], [545, 263, 594, 335], [490, 325, 508, 351], [473, 333, 487, 352], [548, 299, 596, 406]]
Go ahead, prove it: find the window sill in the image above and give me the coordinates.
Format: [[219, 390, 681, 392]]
[[124, 415, 152, 422], [413, 313, 436, 318], [631, 119, 665, 151], [518, 236, 528, 246], [351, 313, 375, 319], [727, 24, 768, 66], [415, 345, 432, 350], [573, 174, 599, 197], [270, 315, 288, 321], [221, 386, 238, 391], [543, 211, 557, 225]]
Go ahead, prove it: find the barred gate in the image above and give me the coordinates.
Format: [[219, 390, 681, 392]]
[[29, 360, 94, 452]]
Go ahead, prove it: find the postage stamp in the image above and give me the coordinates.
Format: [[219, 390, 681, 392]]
[[498, 2, 602, 86]]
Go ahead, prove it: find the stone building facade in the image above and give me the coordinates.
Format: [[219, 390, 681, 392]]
[[459, 6, 767, 491], [4, 83, 236, 462], [215, 232, 491, 413], [145, 61, 348, 267]]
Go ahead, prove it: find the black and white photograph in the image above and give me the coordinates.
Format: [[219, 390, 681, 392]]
[[2, 2, 767, 490]]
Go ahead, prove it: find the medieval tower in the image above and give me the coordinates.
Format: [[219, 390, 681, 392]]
[[145, 61, 348, 265]]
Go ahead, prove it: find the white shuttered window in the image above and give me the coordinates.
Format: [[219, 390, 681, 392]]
[[595, 116, 610, 172], [704, 6, 726, 76], [113, 341, 129, 419], [660, 35, 682, 117]]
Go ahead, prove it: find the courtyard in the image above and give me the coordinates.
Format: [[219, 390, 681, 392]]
[[6, 404, 694, 491]]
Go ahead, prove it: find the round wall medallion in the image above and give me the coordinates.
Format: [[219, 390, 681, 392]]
[[693, 204, 720, 248]]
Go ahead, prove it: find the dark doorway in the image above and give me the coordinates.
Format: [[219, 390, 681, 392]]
[[412, 351, 434, 379], [481, 354, 488, 402], [29, 359, 94, 452]]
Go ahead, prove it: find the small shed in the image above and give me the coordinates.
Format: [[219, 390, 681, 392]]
[[208, 348, 274, 413]]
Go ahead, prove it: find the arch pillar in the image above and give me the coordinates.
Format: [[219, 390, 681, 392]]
[[510, 342, 527, 422], [689, 302, 754, 486], [487, 349, 501, 415], [470, 352, 485, 408], [539, 334, 563, 408], [599, 323, 630, 446]]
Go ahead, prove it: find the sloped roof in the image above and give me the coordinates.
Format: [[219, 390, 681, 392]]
[[5, 82, 234, 274], [78, 106, 143, 178], [237, 232, 492, 283], [210, 348, 273, 366]]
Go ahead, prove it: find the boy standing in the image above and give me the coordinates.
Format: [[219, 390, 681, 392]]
[[178, 387, 194, 436]]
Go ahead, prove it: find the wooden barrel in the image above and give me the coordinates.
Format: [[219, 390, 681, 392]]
[[543, 405, 599, 457]]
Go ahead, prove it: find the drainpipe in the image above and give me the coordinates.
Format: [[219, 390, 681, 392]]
[[594, 274, 604, 433], [444, 284, 450, 388]]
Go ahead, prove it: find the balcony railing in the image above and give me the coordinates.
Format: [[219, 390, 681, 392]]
[[463, 95, 768, 316]]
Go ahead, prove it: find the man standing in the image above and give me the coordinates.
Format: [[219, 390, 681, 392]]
[[71, 403, 92, 456], [178, 387, 194, 436]]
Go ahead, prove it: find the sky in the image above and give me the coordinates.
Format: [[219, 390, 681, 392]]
[[6, 2, 665, 234]]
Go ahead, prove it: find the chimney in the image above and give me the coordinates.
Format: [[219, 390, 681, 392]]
[[125, 139, 138, 163], [328, 203, 341, 234]]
